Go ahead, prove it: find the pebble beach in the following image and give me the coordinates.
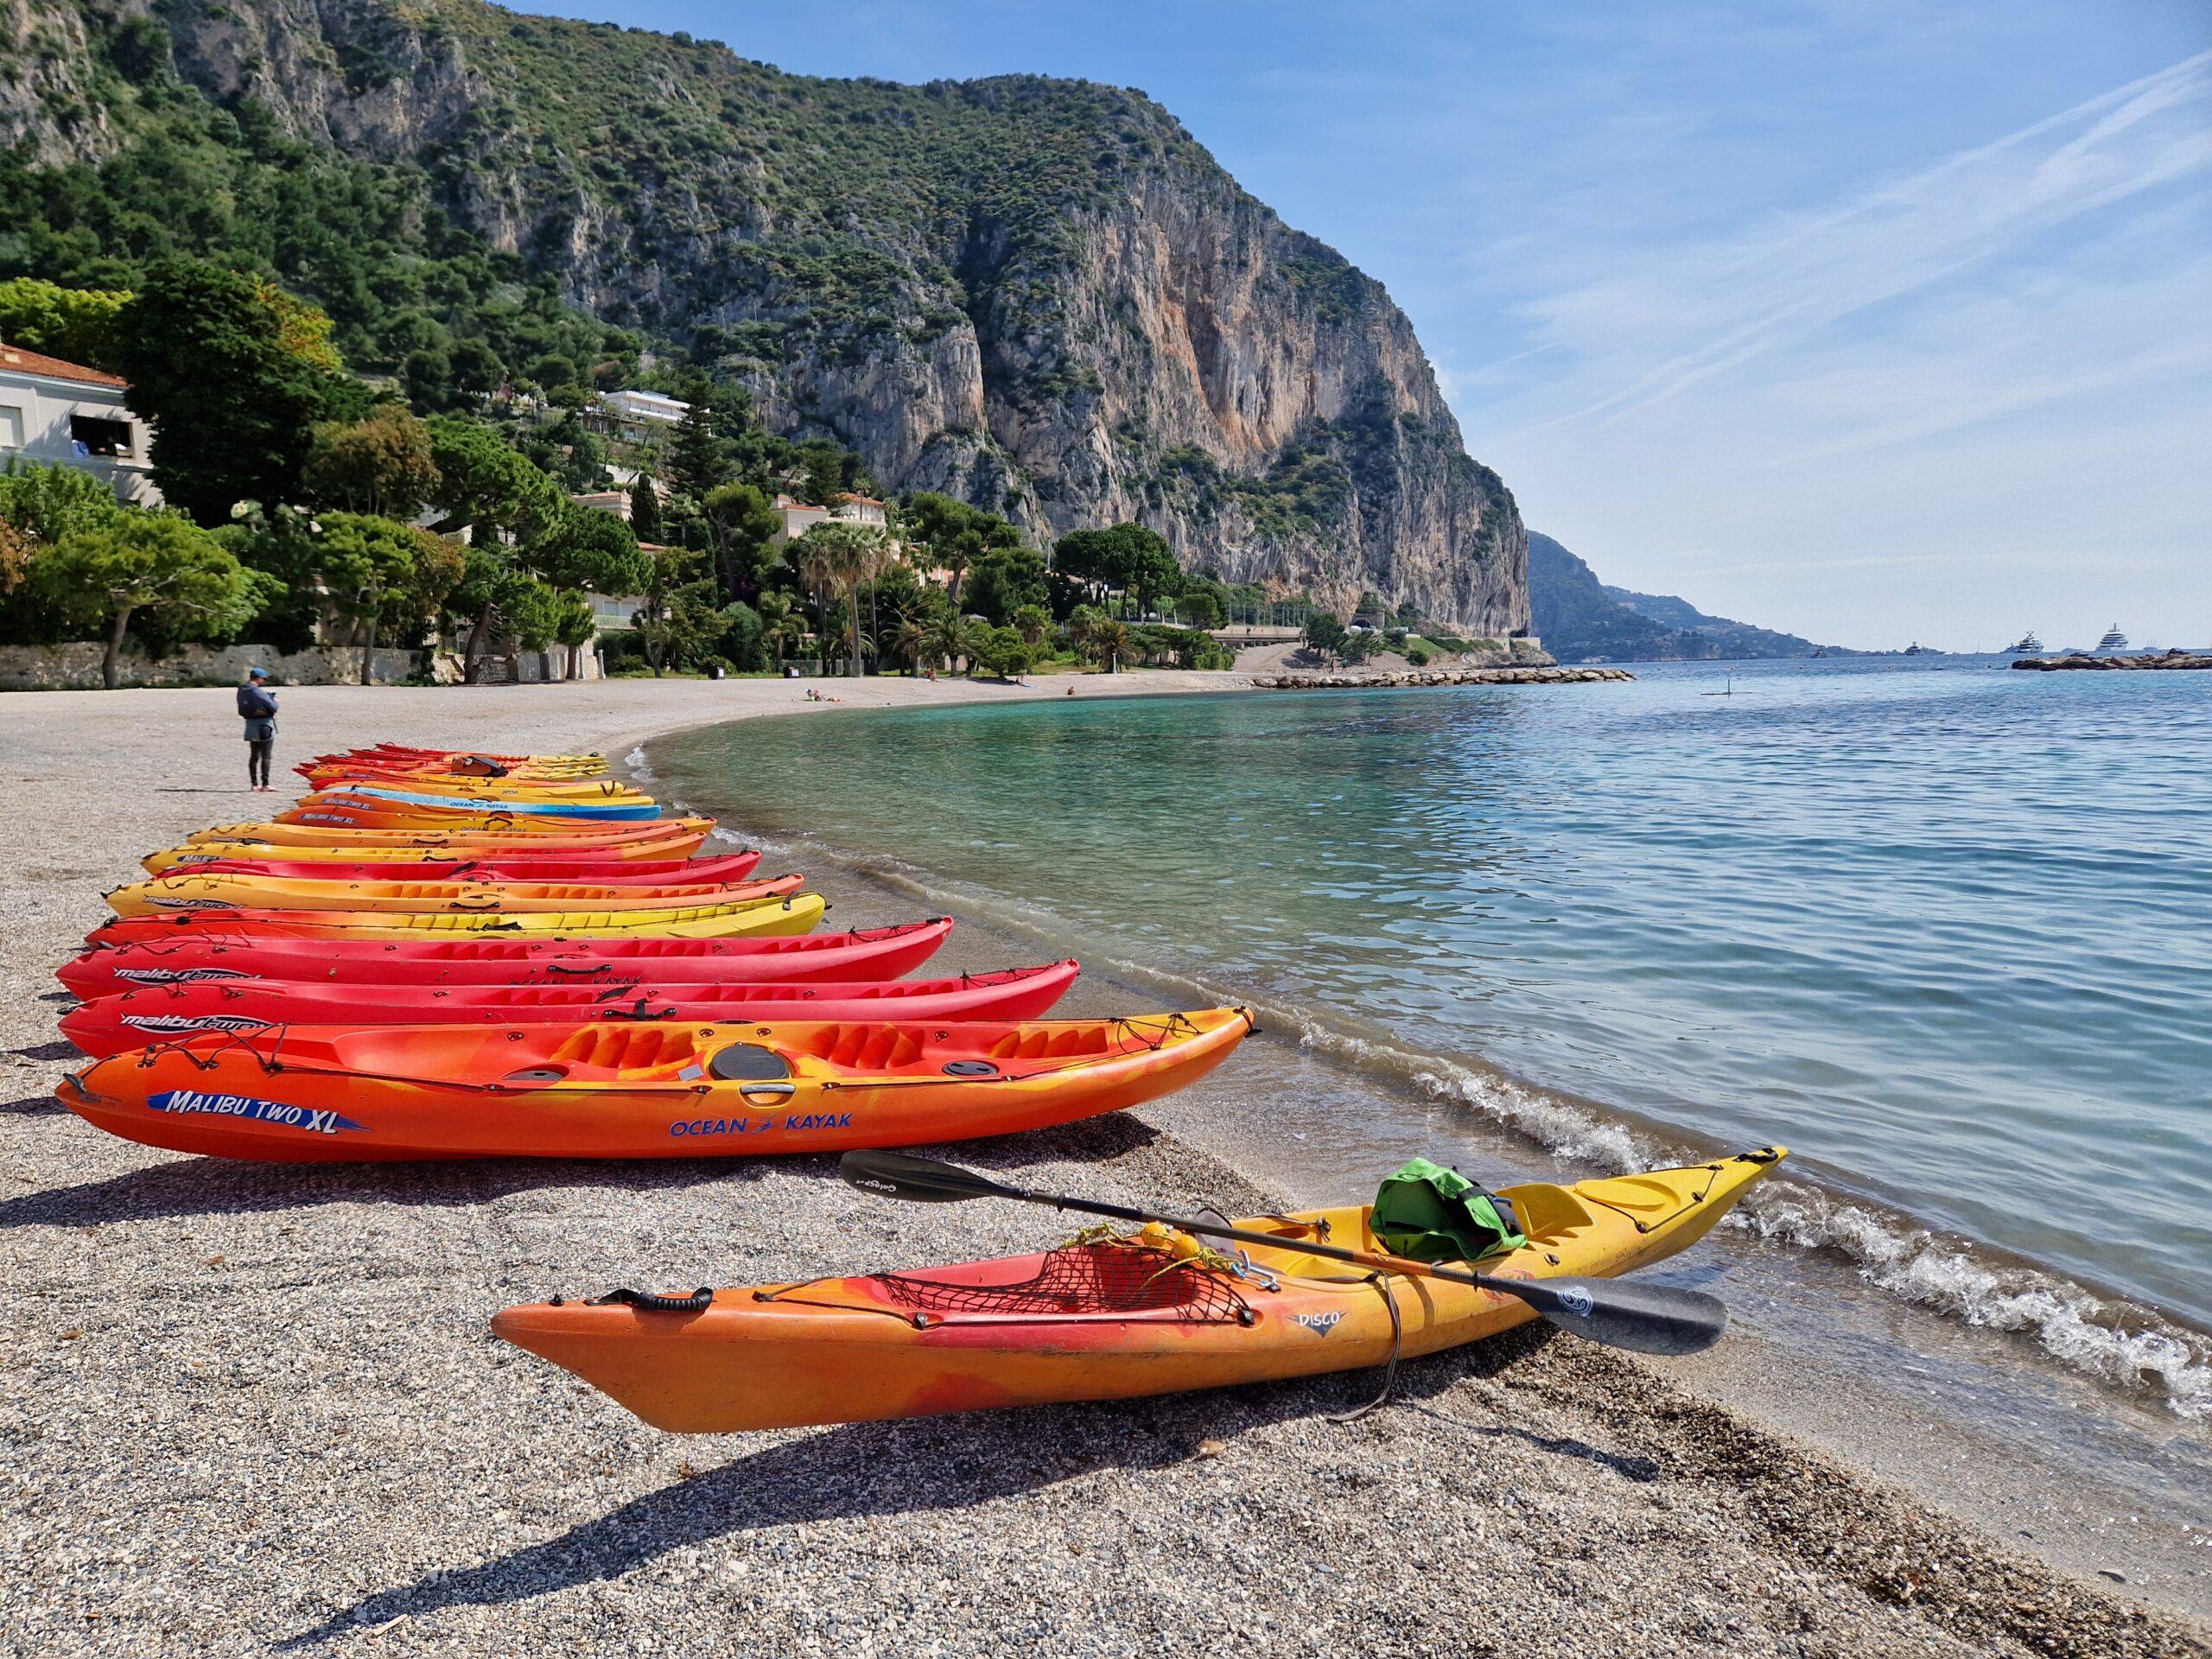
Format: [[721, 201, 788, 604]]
[[3, 676, 2204, 1659]]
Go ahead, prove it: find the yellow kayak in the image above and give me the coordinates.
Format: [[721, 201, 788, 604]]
[[494, 1148, 1783, 1432]]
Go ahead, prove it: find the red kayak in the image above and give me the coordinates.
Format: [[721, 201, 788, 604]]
[[60, 962, 1079, 1056], [58, 919, 956, 998], [158, 853, 764, 886]]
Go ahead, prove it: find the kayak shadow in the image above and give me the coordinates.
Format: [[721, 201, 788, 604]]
[[0, 1114, 1164, 1230], [282, 1325, 1586, 1647]]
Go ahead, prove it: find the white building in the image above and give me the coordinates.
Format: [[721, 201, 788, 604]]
[[585, 389, 691, 445], [0, 342, 161, 506], [771, 491, 889, 548]]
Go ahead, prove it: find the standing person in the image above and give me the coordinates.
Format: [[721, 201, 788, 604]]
[[237, 667, 278, 792]]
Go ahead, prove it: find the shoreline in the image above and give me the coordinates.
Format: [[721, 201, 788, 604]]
[[2, 675, 2204, 1656], [645, 700, 2212, 1618]]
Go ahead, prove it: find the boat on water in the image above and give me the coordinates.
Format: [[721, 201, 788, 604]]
[[2003, 631, 2044, 655], [2095, 624, 2130, 652], [1904, 641, 1933, 655]]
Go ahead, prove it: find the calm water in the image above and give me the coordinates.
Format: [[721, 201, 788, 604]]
[[658, 659, 2212, 1414]]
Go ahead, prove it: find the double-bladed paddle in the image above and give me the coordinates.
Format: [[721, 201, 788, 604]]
[[838, 1149, 1729, 1357]]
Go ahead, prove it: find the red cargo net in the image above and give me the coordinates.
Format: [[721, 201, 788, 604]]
[[874, 1241, 1253, 1324]]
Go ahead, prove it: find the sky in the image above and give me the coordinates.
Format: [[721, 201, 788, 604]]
[[525, 0, 2212, 650]]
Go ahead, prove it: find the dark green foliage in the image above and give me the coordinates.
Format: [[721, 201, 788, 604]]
[[1051, 522, 1178, 616], [628, 478, 663, 544], [0, 60, 639, 404], [962, 545, 1047, 626], [109, 259, 364, 523]]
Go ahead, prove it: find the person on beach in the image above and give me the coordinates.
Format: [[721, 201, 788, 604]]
[[237, 667, 278, 791]]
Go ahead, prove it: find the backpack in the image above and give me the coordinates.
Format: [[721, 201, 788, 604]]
[[1370, 1157, 1526, 1264]]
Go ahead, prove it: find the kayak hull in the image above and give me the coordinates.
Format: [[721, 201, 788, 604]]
[[86, 893, 828, 945], [140, 854, 763, 885], [183, 819, 714, 854], [55, 1007, 1251, 1162], [60, 961, 1080, 1056], [491, 1150, 1783, 1431], [105, 872, 801, 917], [57, 919, 953, 997]]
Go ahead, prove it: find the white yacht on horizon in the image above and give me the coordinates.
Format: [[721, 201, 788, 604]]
[[2095, 624, 2130, 652], [2003, 631, 2044, 655]]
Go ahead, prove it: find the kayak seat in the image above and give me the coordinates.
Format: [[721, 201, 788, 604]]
[[549, 1023, 702, 1077]]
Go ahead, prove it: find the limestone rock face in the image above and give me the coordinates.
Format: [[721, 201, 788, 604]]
[[16, 0, 1529, 632]]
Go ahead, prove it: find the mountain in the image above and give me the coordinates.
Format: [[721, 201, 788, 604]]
[[1529, 532, 1843, 662], [0, 0, 1528, 632]]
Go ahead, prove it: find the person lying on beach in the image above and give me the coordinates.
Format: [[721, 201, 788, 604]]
[[236, 668, 278, 792]]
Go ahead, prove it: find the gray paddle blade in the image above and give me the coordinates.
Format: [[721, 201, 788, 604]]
[[1519, 1274, 1729, 1356], [838, 1149, 1014, 1205]]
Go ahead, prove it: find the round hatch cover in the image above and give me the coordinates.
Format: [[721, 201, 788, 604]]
[[707, 1044, 793, 1083]]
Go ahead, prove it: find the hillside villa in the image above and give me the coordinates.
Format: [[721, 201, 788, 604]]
[[0, 340, 161, 507]]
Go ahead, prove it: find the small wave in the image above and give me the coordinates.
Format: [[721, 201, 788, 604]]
[[646, 761, 2212, 1421], [1741, 1180, 2212, 1419], [624, 747, 654, 783]]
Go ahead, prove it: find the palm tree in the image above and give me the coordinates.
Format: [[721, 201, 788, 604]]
[[756, 588, 806, 668], [887, 615, 931, 676], [925, 612, 969, 675], [795, 524, 891, 679], [1012, 603, 1051, 649], [1087, 616, 1131, 674]]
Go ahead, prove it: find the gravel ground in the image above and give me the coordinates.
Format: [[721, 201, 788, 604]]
[[2, 677, 2203, 1658]]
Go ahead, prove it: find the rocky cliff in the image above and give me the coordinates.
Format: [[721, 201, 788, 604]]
[[1, 0, 1528, 632], [1529, 531, 1842, 662]]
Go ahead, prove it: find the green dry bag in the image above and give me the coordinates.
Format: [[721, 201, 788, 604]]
[[1371, 1157, 1527, 1264]]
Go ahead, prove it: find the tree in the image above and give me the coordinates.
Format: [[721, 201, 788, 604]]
[[702, 481, 780, 599], [109, 260, 361, 524], [964, 545, 1049, 626], [0, 459, 128, 546], [754, 588, 809, 669], [424, 418, 561, 541], [1083, 614, 1132, 674], [1011, 603, 1052, 649], [794, 523, 892, 680], [310, 512, 463, 684], [1175, 588, 1224, 630], [520, 505, 650, 678], [629, 477, 663, 545], [1304, 612, 1349, 663], [0, 278, 129, 370], [442, 545, 561, 681], [975, 626, 1033, 682], [886, 613, 931, 675], [33, 514, 256, 687], [1053, 523, 1177, 616], [303, 409, 441, 518], [667, 396, 731, 505], [632, 543, 725, 677], [925, 611, 971, 675], [905, 493, 1019, 604]]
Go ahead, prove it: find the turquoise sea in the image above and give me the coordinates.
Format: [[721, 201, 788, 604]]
[[656, 659, 2212, 1417]]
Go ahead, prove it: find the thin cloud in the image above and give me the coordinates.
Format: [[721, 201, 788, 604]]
[[1512, 49, 2212, 434]]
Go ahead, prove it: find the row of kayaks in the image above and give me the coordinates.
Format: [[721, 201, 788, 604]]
[[49, 741, 1784, 1433]]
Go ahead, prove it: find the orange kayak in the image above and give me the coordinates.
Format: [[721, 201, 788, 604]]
[[55, 1007, 1252, 1162], [105, 872, 803, 917], [183, 819, 715, 855], [492, 1150, 1782, 1432]]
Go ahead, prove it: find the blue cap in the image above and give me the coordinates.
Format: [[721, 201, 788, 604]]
[[247, 667, 267, 678]]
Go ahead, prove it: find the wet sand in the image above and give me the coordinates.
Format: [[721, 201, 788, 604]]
[[2, 675, 2204, 1657]]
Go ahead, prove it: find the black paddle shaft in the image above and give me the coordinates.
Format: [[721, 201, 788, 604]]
[[838, 1150, 1728, 1356]]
